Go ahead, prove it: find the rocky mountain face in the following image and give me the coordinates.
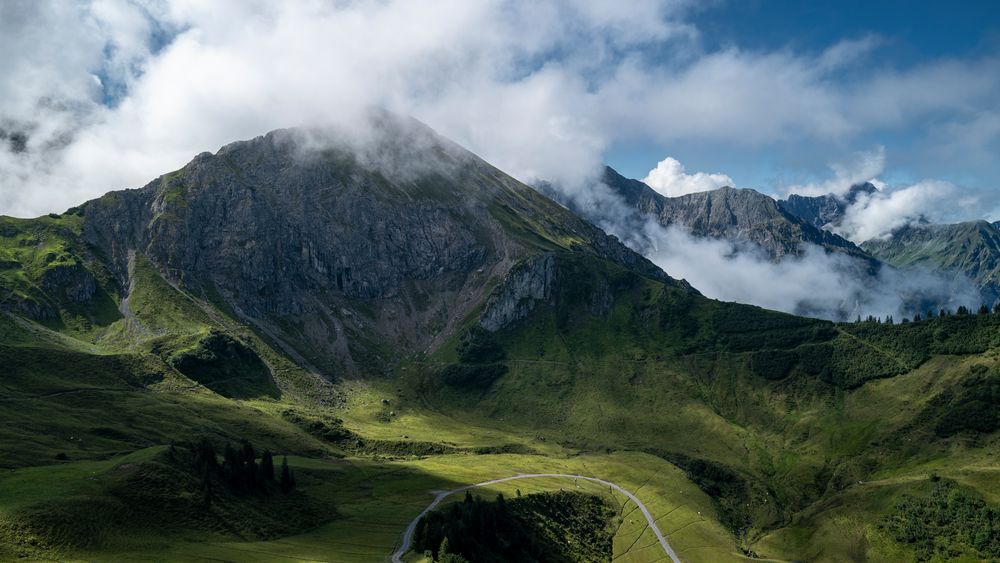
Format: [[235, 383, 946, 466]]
[[778, 182, 878, 231], [862, 220, 1000, 304], [4, 113, 682, 377], [560, 166, 873, 262]]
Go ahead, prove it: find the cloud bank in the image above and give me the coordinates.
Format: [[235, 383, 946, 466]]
[[835, 180, 979, 242], [644, 224, 979, 321], [1, 0, 999, 219]]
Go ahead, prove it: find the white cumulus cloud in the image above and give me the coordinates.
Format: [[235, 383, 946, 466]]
[[641, 157, 734, 196]]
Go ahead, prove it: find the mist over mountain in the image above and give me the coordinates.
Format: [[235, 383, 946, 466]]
[[539, 166, 979, 321], [780, 183, 1000, 307], [10, 112, 674, 377], [862, 220, 1000, 305], [778, 182, 880, 232]]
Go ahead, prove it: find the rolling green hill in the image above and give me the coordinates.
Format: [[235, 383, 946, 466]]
[[2, 114, 998, 562]]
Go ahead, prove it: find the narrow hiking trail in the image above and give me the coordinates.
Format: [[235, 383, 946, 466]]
[[391, 473, 682, 563]]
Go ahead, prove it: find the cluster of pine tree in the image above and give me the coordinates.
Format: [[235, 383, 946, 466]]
[[413, 490, 614, 563], [856, 302, 1000, 325], [441, 327, 509, 390], [881, 477, 1000, 560], [181, 438, 297, 504], [414, 491, 527, 563]]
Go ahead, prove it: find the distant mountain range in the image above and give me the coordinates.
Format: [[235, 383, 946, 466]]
[[778, 185, 1000, 306], [542, 166, 1000, 312], [597, 166, 870, 262]]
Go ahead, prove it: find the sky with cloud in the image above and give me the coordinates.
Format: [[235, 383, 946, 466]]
[[1, 0, 998, 228]]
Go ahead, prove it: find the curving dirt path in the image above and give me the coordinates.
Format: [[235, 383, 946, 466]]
[[391, 473, 681, 563]]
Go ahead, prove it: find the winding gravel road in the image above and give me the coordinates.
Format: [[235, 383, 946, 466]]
[[390, 473, 681, 563]]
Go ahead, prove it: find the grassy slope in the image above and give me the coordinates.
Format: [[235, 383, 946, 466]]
[[6, 450, 729, 563], [0, 230, 742, 561], [861, 220, 1000, 290], [3, 217, 1000, 561], [408, 253, 1000, 561], [0, 213, 120, 335]]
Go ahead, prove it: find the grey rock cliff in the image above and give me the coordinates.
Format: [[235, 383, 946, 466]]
[[778, 183, 878, 231], [76, 113, 683, 375], [479, 253, 556, 331]]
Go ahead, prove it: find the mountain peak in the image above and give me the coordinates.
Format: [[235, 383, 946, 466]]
[[845, 181, 878, 202], [778, 181, 878, 232], [70, 117, 681, 375]]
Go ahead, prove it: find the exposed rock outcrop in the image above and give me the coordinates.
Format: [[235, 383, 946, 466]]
[[778, 182, 878, 232], [40, 264, 97, 303], [479, 253, 556, 331]]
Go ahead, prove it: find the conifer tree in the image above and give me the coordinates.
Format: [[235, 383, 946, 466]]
[[439, 537, 450, 559], [262, 450, 275, 482]]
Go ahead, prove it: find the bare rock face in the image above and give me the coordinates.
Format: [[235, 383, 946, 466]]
[[480, 253, 556, 332], [87, 130, 489, 312], [778, 183, 878, 232], [79, 113, 682, 375]]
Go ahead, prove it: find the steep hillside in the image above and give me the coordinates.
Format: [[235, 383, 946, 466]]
[[13, 114, 678, 378], [862, 220, 1000, 304]]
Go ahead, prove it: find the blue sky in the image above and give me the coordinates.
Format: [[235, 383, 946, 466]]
[[606, 0, 1000, 196]]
